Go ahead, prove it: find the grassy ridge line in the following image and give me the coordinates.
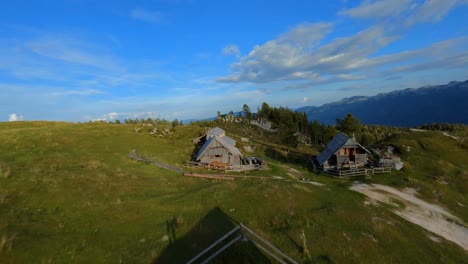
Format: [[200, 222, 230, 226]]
[[0, 122, 466, 263]]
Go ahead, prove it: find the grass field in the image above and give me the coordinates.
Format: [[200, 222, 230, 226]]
[[0, 121, 466, 263]]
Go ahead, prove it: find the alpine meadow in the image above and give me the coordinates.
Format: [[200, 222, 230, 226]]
[[1, 0, 468, 263]]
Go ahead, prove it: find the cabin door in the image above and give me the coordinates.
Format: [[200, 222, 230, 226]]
[[349, 148, 355, 162]]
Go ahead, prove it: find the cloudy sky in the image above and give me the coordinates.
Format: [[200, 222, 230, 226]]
[[1, 0, 467, 122]]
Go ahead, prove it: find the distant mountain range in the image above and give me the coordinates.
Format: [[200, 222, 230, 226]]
[[296, 80, 468, 127]]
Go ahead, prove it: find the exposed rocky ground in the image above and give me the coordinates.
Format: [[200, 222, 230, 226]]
[[351, 183, 468, 251]]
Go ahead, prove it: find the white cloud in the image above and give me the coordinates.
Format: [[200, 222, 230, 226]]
[[356, 37, 468, 72], [0, 33, 172, 95], [405, 0, 465, 25], [216, 75, 240, 82], [223, 44, 241, 58], [339, 0, 467, 25], [107, 112, 119, 120], [217, 23, 334, 83], [130, 8, 164, 24], [217, 8, 468, 86], [96, 111, 160, 121], [82, 84, 273, 122], [303, 97, 309, 102], [280, 22, 334, 47], [91, 118, 107, 122], [339, 0, 412, 19], [337, 74, 365, 80], [27, 36, 120, 70], [50, 89, 104, 97], [384, 50, 468, 74], [217, 24, 393, 84], [8, 113, 24, 122]]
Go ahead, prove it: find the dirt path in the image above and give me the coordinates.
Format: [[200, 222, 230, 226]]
[[409, 129, 464, 142], [442, 132, 461, 141], [350, 183, 468, 251], [129, 150, 185, 174], [283, 166, 325, 187]]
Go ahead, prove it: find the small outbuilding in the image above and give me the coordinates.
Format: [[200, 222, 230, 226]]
[[315, 132, 370, 170], [196, 127, 243, 166]]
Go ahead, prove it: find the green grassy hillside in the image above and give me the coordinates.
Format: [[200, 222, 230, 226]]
[[369, 130, 468, 222], [0, 122, 466, 263]]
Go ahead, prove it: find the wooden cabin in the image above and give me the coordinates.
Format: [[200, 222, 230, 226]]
[[315, 132, 370, 170], [196, 127, 243, 166]]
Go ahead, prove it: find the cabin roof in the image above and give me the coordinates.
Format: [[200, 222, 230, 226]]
[[206, 127, 236, 146], [221, 135, 236, 146], [207, 127, 225, 137], [218, 136, 242, 156], [196, 135, 242, 161], [196, 136, 215, 160], [315, 132, 370, 166]]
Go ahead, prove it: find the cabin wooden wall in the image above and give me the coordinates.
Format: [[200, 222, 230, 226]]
[[355, 154, 367, 164], [199, 140, 241, 165], [229, 153, 241, 166]]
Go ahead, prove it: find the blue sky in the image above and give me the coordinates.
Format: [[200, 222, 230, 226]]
[[1, 0, 467, 122]]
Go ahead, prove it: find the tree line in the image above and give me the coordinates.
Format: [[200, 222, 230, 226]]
[[240, 103, 404, 148], [417, 123, 467, 132]]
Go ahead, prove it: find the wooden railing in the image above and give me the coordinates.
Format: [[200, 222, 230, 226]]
[[186, 224, 298, 264], [372, 167, 392, 174], [186, 161, 267, 172], [317, 166, 391, 178]]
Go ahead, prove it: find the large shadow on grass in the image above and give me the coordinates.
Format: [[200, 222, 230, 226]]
[[153, 207, 271, 264]]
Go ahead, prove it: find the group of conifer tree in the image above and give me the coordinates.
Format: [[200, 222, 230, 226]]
[[240, 102, 404, 148]]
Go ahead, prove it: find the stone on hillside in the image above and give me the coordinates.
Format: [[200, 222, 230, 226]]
[[294, 132, 312, 146], [217, 113, 243, 123], [243, 145, 255, 153], [250, 118, 278, 132]]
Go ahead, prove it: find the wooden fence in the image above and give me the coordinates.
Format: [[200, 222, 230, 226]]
[[373, 167, 392, 174], [186, 224, 298, 264], [186, 161, 267, 172], [184, 172, 234, 181], [317, 167, 391, 178], [129, 153, 277, 181]]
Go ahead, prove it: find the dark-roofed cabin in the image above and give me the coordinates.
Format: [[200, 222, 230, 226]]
[[196, 127, 243, 166], [315, 132, 370, 170]]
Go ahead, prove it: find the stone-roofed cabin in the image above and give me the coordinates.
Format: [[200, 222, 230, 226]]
[[315, 132, 370, 170], [196, 127, 243, 166]]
